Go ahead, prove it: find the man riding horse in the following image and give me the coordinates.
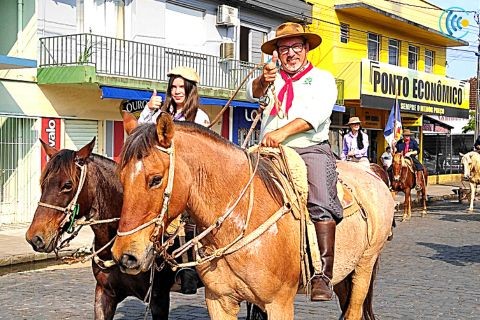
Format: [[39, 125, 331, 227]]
[[395, 128, 425, 189], [247, 22, 343, 302]]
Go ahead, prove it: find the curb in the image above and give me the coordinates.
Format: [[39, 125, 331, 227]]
[[0, 247, 90, 268], [396, 193, 458, 210]]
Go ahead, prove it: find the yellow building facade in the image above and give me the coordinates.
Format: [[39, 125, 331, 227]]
[[306, 0, 470, 166]]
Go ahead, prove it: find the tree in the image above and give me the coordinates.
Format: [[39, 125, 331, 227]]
[[462, 110, 475, 133]]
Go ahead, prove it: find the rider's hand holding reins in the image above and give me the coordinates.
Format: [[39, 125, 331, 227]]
[[147, 89, 163, 110]]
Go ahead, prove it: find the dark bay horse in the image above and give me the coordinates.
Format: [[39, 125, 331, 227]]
[[390, 153, 428, 221], [25, 138, 188, 320], [111, 114, 395, 319]]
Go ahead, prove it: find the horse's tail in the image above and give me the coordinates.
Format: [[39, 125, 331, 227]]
[[362, 257, 380, 320]]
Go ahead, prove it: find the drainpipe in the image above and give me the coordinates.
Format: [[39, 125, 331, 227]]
[[17, 0, 23, 53]]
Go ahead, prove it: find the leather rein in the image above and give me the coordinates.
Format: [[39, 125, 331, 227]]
[[115, 142, 292, 271]]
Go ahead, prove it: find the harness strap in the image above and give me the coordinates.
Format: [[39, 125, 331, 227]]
[[116, 142, 176, 238], [163, 149, 260, 267]]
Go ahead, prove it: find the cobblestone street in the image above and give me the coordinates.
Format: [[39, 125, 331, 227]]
[[1, 201, 479, 319]]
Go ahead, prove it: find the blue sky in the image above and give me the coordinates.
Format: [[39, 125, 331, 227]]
[[428, 0, 479, 80]]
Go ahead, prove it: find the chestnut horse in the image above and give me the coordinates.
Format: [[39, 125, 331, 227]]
[[25, 138, 195, 320], [390, 153, 428, 221], [111, 114, 394, 320]]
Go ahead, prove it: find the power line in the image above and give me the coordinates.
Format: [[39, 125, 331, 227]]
[[384, 0, 477, 13], [250, 0, 476, 53]]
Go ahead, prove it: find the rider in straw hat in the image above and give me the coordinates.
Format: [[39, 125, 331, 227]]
[[139, 66, 210, 126], [247, 22, 343, 302], [341, 117, 369, 165]]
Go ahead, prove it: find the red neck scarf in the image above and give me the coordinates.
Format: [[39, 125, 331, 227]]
[[271, 63, 313, 116], [404, 138, 410, 154]]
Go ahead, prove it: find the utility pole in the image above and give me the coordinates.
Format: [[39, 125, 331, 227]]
[[475, 11, 480, 139]]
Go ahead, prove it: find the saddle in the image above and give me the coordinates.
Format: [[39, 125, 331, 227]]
[[250, 146, 363, 287]]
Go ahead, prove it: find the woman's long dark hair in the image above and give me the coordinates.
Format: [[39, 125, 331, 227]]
[[351, 125, 365, 150], [161, 75, 200, 122]]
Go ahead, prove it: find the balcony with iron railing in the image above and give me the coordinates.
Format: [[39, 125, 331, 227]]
[[38, 33, 344, 105]]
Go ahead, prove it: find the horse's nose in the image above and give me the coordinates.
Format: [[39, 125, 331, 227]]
[[463, 175, 469, 181], [28, 235, 45, 251], [119, 254, 139, 270]]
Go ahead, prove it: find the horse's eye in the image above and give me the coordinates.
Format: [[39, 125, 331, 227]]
[[149, 176, 163, 188], [62, 181, 73, 192]]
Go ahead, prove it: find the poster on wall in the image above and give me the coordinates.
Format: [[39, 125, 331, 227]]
[[41, 117, 61, 169]]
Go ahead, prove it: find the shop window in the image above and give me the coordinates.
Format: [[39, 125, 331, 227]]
[[388, 39, 400, 66], [408, 45, 419, 70], [367, 33, 380, 61], [425, 49, 434, 73]]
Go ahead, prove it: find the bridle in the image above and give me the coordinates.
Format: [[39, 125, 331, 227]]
[[37, 161, 120, 262], [392, 154, 409, 183], [37, 162, 88, 236], [116, 142, 176, 240]]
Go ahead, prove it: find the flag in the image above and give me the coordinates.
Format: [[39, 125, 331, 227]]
[[384, 99, 402, 146]]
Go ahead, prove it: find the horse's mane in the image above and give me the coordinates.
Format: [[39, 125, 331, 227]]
[[119, 122, 283, 203], [41, 150, 117, 189], [466, 151, 480, 170]]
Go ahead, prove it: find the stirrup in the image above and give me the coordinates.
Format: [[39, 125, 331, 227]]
[[310, 274, 334, 301]]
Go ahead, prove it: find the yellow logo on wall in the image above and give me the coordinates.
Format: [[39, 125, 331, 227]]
[[361, 59, 470, 116]]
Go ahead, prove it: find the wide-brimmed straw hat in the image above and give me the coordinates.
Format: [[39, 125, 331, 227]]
[[261, 22, 322, 55], [403, 128, 412, 136], [167, 66, 200, 84], [346, 116, 362, 125]]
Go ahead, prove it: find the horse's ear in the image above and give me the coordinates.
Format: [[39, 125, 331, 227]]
[[76, 137, 96, 165], [459, 153, 464, 157], [122, 111, 138, 135], [156, 112, 174, 148], [39, 138, 58, 158]]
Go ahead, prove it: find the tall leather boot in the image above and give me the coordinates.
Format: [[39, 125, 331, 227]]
[[311, 220, 336, 301]]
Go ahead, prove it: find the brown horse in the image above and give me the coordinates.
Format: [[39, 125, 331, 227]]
[[390, 153, 428, 221], [111, 114, 394, 320], [369, 163, 390, 186], [25, 138, 197, 320]]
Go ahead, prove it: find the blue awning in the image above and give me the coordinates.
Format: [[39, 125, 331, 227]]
[[101, 86, 258, 108], [0, 55, 37, 70], [100, 86, 345, 111]]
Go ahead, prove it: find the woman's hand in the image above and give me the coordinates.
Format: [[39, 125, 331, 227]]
[[147, 89, 162, 110]]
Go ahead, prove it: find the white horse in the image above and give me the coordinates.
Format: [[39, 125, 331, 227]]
[[460, 151, 480, 211]]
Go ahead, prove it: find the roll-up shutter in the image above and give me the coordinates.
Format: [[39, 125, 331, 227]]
[[64, 119, 99, 153]]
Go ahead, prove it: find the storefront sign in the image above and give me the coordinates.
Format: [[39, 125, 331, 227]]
[[41, 117, 61, 168], [122, 100, 148, 118], [361, 59, 470, 118]]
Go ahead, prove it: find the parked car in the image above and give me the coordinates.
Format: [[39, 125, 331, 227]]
[[443, 155, 462, 173], [423, 150, 444, 174]]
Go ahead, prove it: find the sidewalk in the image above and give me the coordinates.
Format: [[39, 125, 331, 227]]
[[0, 224, 94, 268], [0, 182, 467, 269]]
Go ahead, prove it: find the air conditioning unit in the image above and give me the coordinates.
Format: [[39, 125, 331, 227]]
[[220, 42, 235, 59], [216, 4, 238, 26]]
